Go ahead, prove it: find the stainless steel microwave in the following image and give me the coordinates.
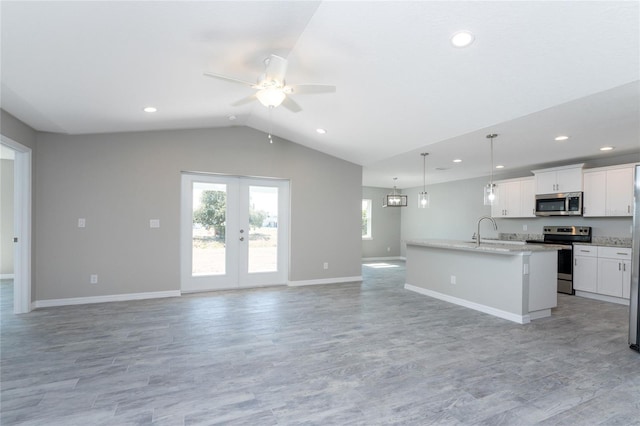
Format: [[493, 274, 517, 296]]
[[535, 192, 583, 216]]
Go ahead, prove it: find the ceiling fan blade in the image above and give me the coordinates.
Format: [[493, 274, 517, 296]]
[[281, 96, 302, 113], [264, 54, 288, 84], [231, 94, 256, 106], [287, 84, 336, 94], [203, 72, 256, 88]]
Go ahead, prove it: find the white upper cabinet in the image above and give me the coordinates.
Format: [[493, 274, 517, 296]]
[[583, 170, 606, 217], [532, 164, 584, 194], [606, 167, 634, 216], [583, 164, 635, 217], [491, 177, 535, 218]]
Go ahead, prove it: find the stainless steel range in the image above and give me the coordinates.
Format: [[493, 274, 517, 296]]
[[527, 226, 592, 295]]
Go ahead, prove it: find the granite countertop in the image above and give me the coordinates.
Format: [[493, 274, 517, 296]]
[[499, 233, 632, 248], [405, 239, 562, 255], [574, 241, 632, 249]]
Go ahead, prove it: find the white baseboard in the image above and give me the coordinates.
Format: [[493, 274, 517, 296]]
[[288, 276, 362, 287], [0, 274, 15, 280], [404, 283, 530, 324], [362, 257, 404, 261], [574, 290, 629, 306], [33, 290, 181, 309]]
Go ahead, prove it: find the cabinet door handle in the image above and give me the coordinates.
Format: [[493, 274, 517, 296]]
[[616, 252, 627, 256], [574, 258, 577, 266], [623, 263, 626, 271], [629, 205, 631, 214], [619, 263, 621, 271]]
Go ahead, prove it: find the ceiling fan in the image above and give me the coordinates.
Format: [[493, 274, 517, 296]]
[[204, 54, 336, 113]]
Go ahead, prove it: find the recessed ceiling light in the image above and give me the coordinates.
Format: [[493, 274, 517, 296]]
[[316, 128, 327, 134], [600, 146, 614, 151], [496, 165, 505, 169], [451, 31, 475, 48], [554, 135, 569, 141], [143, 107, 157, 113], [453, 159, 462, 163]]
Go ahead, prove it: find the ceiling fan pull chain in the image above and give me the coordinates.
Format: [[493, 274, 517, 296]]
[[268, 105, 274, 144]]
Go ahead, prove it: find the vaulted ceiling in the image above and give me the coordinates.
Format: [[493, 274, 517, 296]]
[[2, 1, 639, 187]]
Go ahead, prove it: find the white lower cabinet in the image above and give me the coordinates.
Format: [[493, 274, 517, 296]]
[[573, 246, 597, 293], [574, 245, 632, 302]]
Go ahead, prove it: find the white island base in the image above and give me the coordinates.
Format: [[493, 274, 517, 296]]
[[404, 240, 558, 324]]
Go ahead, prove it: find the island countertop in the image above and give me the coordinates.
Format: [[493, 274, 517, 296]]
[[405, 239, 562, 255]]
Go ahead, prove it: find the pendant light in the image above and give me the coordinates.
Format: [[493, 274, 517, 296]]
[[484, 133, 498, 205], [419, 153, 430, 208], [383, 177, 407, 207]]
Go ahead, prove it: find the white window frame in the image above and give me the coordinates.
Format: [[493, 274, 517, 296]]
[[362, 199, 372, 240]]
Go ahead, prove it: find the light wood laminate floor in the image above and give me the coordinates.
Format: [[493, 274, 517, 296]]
[[1, 261, 639, 425]]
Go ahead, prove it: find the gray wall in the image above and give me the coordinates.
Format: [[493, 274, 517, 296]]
[[35, 127, 362, 300], [401, 177, 495, 256], [362, 186, 402, 258], [1, 159, 14, 275], [1, 110, 37, 149]]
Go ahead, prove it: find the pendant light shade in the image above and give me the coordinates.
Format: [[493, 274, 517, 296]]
[[383, 177, 407, 207], [419, 153, 430, 208], [484, 134, 498, 206]]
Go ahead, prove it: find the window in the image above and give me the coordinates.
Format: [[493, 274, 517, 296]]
[[362, 199, 372, 239]]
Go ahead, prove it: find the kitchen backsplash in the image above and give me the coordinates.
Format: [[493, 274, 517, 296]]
[[499, 233, 542, 241], [591, 236, 632, 247]]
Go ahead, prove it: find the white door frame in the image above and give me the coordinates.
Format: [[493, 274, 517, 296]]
[[181, 172, 289, 292], [1, 136, 32, 314]]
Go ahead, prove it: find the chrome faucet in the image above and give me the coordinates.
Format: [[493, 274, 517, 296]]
[[476, 216, 497, 247]]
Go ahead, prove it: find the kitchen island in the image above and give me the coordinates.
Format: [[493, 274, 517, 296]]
[[404, 240, 560, 324]]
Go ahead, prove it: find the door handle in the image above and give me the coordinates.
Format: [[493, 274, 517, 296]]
[[239, 237, 244, 241]]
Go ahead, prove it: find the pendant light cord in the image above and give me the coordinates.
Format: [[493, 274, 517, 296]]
[[421, 153, 428, 192]]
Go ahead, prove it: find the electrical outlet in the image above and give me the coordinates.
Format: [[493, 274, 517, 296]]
[[387, 247, 391, 252], [323, 262, 329, 270], [90, 274, 98, 284], [450, 275, 456, 285], [149, 219, 160, 228], [78, 218, 86, 228], [522, 224, 528, 231]]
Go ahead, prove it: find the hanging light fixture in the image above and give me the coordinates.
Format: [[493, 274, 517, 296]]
[[256, 86, 286, 108], [419, 153, 430, 208], [383, 177, 408, 207], [484, 133, 498, 205]]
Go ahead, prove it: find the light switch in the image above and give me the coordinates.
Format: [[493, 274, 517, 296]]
[[149, 219, 160, 228], [78, 218, 86, 228]]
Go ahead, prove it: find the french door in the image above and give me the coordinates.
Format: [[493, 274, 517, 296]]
[[181, 173, 289, 292]]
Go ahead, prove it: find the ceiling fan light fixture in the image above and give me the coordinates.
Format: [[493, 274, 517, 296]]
[[256, 87, 286, 108]]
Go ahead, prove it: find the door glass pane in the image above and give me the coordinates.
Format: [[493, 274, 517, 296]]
[[192, 182, 226, 276], [248, 185, 278, 273]]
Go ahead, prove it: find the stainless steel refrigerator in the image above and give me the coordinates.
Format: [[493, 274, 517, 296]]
[[631, 164, 640, 352]]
